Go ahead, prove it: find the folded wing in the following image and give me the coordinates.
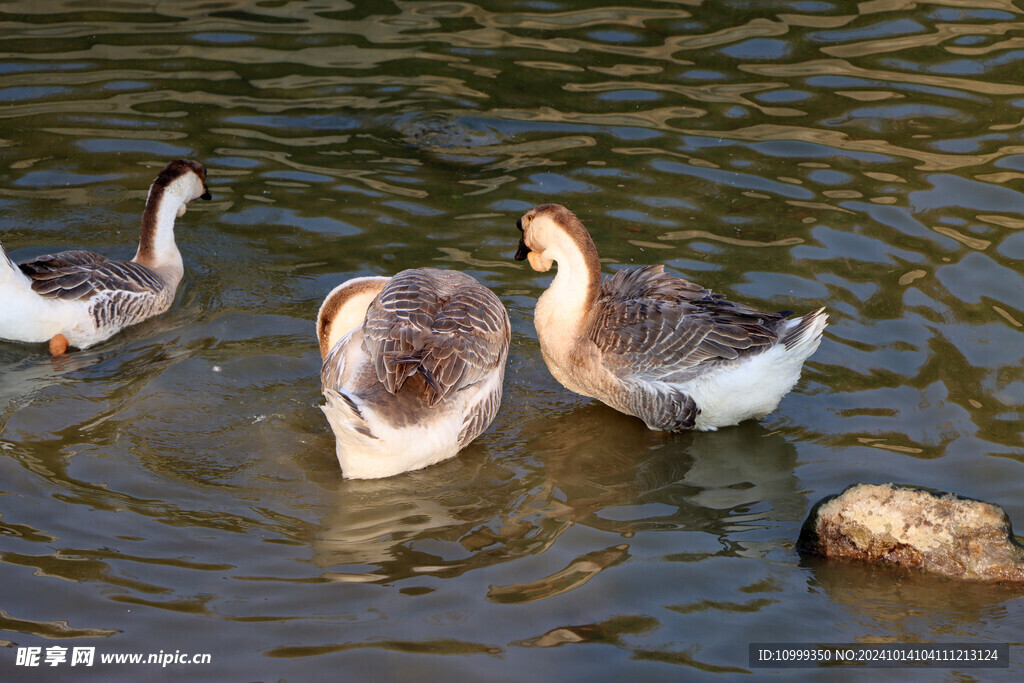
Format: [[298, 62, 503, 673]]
[[19, 250, 163, 301], [589, 265, 787, 382], [361, 268, 510, 406]]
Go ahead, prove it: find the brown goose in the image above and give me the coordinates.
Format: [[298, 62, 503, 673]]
[[0, 160, 211, 354], [514, 203, 827, 431], [317, 268, 510, 479]]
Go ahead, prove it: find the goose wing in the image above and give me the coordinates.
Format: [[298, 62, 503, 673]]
[[19, 250, 164, 301], [589, 265, 785, 382], [361, 268, 509, 406]]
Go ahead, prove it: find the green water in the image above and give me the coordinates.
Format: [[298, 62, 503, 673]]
[[1, 1, 1023, 680]]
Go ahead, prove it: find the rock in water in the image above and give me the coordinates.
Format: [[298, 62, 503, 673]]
[[798, 483, 1024, 582]]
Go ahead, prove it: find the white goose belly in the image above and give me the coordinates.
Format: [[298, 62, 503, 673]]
[[0, 289, 90, 345], [681, 343, 808, 431]]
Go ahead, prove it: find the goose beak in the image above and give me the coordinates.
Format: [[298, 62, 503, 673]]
[[514, 238, 531, 261]]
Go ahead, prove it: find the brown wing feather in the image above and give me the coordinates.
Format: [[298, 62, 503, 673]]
[[361, 268, 510, 406], [19, 250, 163, 301], [588, 265, 787, 382], [457, 375, 504, 447]]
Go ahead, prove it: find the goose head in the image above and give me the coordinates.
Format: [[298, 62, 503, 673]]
[[156, 159, 212, 217], [316, 276, 389, 359], [134, 160, 212, 272], [515, 203, 598, 273]]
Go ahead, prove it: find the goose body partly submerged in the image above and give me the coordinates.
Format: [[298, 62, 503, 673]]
[[0, 160, 211, 354], [317, 268, 510, 479], [514, 203, 827, 432]]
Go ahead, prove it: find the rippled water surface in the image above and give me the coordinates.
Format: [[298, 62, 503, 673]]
[[2, 1, 1024, 679]]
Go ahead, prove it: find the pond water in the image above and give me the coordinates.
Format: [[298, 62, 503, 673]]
[[1, 0, 1023, 680]]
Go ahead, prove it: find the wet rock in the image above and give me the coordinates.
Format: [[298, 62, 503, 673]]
[[798, 483, 1024, 582]]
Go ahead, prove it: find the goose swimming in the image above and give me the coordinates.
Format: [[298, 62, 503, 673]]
[[0, 159, 211, 355], [317, 268, 510, 479], [514, 203, 827, 432]]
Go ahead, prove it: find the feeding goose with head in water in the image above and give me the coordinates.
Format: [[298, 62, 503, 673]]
[[514, 203, 827, 432], [317, 268, 510, 479], [0, 159, 211, 355]]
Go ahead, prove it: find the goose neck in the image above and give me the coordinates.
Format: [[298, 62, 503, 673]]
[[536, 235, 601, 341], [133, 182, 187, 282]]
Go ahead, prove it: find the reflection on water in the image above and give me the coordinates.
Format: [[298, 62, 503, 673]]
[[1, 0, 1024, 678], [802, 557, 1024, 643]]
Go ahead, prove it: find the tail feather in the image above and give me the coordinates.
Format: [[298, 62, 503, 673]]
[[781, 307, 828, 355], [0, 241, 31, 290], [322, 389, 378, 440]]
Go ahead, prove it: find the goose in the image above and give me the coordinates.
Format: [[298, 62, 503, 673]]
[[317, 268, 510, 479], [514, 203, 827, 432], [0, 159, 211, 355]]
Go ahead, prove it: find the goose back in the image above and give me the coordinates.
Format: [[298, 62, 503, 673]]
[[18, 250, 174, 336], [360, 268, 509, 407], [587, 265, 788, 383]]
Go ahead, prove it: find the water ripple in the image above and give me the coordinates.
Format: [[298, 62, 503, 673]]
[[2, 0, 1024, 677]]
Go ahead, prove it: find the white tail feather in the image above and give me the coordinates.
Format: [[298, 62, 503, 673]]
[[0, 241, 31, 291], [782, 307, 828, 357]]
